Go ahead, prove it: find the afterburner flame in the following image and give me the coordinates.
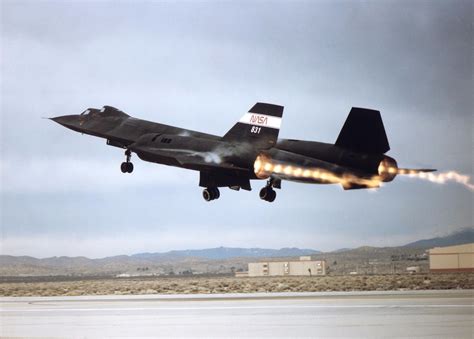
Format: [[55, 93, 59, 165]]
[[254, 154, 381, 188], [254, 154, 474, 191], [254, 154, 272, 179], [377, 157, 398, 182]]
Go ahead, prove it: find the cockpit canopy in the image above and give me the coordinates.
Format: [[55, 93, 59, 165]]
[[80, 106, 129, 117]]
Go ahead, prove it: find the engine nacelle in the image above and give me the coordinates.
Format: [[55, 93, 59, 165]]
[[378, 156, 398, 182]]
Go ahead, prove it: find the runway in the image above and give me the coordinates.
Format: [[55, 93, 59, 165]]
[[1, 290, 473, 338]]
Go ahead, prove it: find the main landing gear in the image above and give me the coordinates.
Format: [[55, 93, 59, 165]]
[[260, 178, 279, 202], [202, 187, 220, 202], [120, 149, 134, 173]]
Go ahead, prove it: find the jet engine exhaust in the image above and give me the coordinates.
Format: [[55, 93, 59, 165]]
[[378, 159, 473, 190], [397, 170, 474, 191], [377, 157, 398, 182], [254, 154, 473, 191], [254, 154, 382, 188]]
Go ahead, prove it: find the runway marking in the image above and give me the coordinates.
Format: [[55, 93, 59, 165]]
[[3, 290, 472, 304], [1, 304, 472, 312]]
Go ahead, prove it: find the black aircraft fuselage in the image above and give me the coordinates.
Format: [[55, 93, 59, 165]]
[[51, 103, 434, 202]]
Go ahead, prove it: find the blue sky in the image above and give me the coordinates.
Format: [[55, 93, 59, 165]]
[[1, 0, 472, 258]]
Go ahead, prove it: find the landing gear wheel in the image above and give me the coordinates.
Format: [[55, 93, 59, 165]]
[[203, 187, 220, 201], [126, 162, 134, 173], [267, 189, 276, 202], [121, 161, 134, 173], [120, 162, 128, 173], [203, 189, 212, 201], [121, 150, 134, 174], [260, 186, 276, 202], [211, 187, 220, 199]]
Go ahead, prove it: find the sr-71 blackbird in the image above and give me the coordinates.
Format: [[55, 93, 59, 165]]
[[51, 103, 434, 202]]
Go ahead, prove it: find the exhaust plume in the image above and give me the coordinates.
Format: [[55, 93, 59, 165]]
[[254, 154, 382, 188], [400, 170, 474, 191], [255, 154, 474, 191]]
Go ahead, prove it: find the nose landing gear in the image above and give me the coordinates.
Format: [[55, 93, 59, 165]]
[[120, 149, 134, 173], [202, 187, 220, 202]]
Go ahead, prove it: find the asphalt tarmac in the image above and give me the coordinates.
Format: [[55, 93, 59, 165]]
[[1, 290, 472, 338]]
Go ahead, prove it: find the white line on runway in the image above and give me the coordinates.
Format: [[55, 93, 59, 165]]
[[1, 304, 472, 312]]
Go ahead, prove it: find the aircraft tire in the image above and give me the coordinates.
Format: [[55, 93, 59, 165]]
[[120, 162, 128, 173], [267, 189, 276, 202], [259, 187, 268, 200], [203, 188, 220, 201], [126, 162, 134, 173], [260, 187, 276, 202], [203, 189, 213, 202]]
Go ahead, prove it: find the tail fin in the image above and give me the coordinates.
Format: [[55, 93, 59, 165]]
[[222, 102, 283, 149], [335, 107, 390, 154]]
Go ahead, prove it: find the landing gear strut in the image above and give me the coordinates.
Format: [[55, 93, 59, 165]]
[[260, 178, 277, 202], [120, 149, 134, 173], [202, 187, 220, 202]]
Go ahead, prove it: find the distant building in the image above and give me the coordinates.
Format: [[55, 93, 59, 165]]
[[429, 243, 474, 273], [246, 256, 326, 277], [406, 266, 421, 274]]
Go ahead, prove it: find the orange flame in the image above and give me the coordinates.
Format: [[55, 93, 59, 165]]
[[254, 154, 381, 188], [254, 155, 474, 191]]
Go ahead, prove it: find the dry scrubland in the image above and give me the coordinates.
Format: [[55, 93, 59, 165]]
[[1, 273, 472, 297]]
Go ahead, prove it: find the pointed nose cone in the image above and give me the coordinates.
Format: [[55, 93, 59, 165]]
[[50, 115, 82, 131]]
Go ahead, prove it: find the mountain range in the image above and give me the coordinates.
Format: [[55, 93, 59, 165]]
[[403, 228, 474, 248], [131, 247, 320, 260], [1, 228, 472, 276]]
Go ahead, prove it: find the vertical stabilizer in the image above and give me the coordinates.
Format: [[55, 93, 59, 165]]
[[335, 107, 390, 154], [222, 102, 284, 149]]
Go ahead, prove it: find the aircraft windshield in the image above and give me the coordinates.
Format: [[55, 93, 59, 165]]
[[100, 106, 129, 117], [78, 106, 129, 117]]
